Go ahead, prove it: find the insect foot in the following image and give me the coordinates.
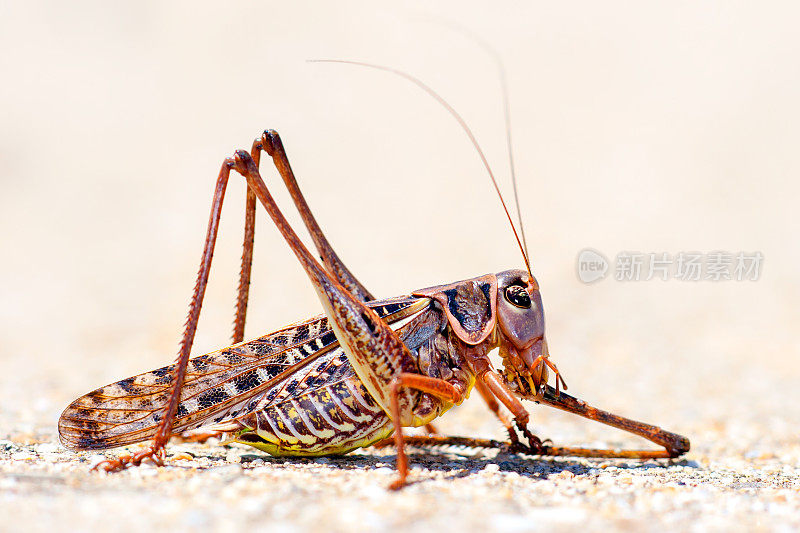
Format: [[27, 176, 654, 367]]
[[91, 445, 166, 473]]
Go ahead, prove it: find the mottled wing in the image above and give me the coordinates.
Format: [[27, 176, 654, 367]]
[[58, 296, 427, 451]]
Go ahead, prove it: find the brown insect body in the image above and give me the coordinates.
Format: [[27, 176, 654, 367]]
[[58, 61, 689, 488], [59, 269, 551, 456]]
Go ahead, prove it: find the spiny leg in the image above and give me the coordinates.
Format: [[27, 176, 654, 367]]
[[535, 385, 690, 458], [251, 129, 374, 302], [177, 131, 371, 442], [178, 145, 259, 446], [174, 129, 366, 441], [394, 385, 690, 460], [226, 149, 459, 489], [229, 147, 411, 383], [233, 131, 374, 342], [232, 141, 418, 404], [95, 160, 237, 472], [390, 435, 682, 459], [232, 180, 257, 342], [93, 129, 386, 472], [183, 131, 377, 443], [173, 144, 258, 445], [401, 385, 691, 459]]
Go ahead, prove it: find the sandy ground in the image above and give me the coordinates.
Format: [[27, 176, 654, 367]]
[[2, 2, 799, 532]]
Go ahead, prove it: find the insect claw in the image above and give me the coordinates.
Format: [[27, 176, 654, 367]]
[[500, 437, 533, 455], [512, 418, 547, 455], [92, 456, 128, 473], [91, 444, 167, 473], [524, 433, 545, 454]]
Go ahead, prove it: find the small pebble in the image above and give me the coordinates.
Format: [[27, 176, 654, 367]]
[[34, 443, 59, 454]]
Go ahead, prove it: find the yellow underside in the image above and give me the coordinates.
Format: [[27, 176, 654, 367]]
[[231, 363, 474, 457], [232, 424, 395, 457], [233, 395, 466, 457]]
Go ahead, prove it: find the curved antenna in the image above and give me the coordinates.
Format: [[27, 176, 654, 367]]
[[309, 59, 532, 276], [457, 32, 530, 264], [407, 17, 531, 264]]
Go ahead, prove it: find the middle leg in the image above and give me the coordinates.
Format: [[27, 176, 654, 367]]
[[388, 373, 465, 490]]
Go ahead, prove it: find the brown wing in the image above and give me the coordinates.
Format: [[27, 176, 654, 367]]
[[58, 296, 424, 451]]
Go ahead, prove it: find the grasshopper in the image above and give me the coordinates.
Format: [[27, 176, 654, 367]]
[[58, 62, 689, 489]]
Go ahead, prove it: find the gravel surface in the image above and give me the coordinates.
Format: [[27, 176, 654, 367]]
[[2, 376, 799, 533]]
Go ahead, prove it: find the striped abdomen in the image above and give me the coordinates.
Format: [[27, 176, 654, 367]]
[[232, 347, 393, 455], [230, 297, 455, 455]]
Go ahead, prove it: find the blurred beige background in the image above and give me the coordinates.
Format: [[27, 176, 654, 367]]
[[0, 1, 799, 529]]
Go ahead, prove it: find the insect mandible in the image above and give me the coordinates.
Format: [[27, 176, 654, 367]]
[[58, 60, 689, 489]]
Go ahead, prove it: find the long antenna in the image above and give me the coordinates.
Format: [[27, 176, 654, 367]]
[[464, 34, 530, 264], [309, 59, 532, 276], [411, 18, 531, 264]]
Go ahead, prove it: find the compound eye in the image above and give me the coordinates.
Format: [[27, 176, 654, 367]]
[[504, 285, 531, 308]]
